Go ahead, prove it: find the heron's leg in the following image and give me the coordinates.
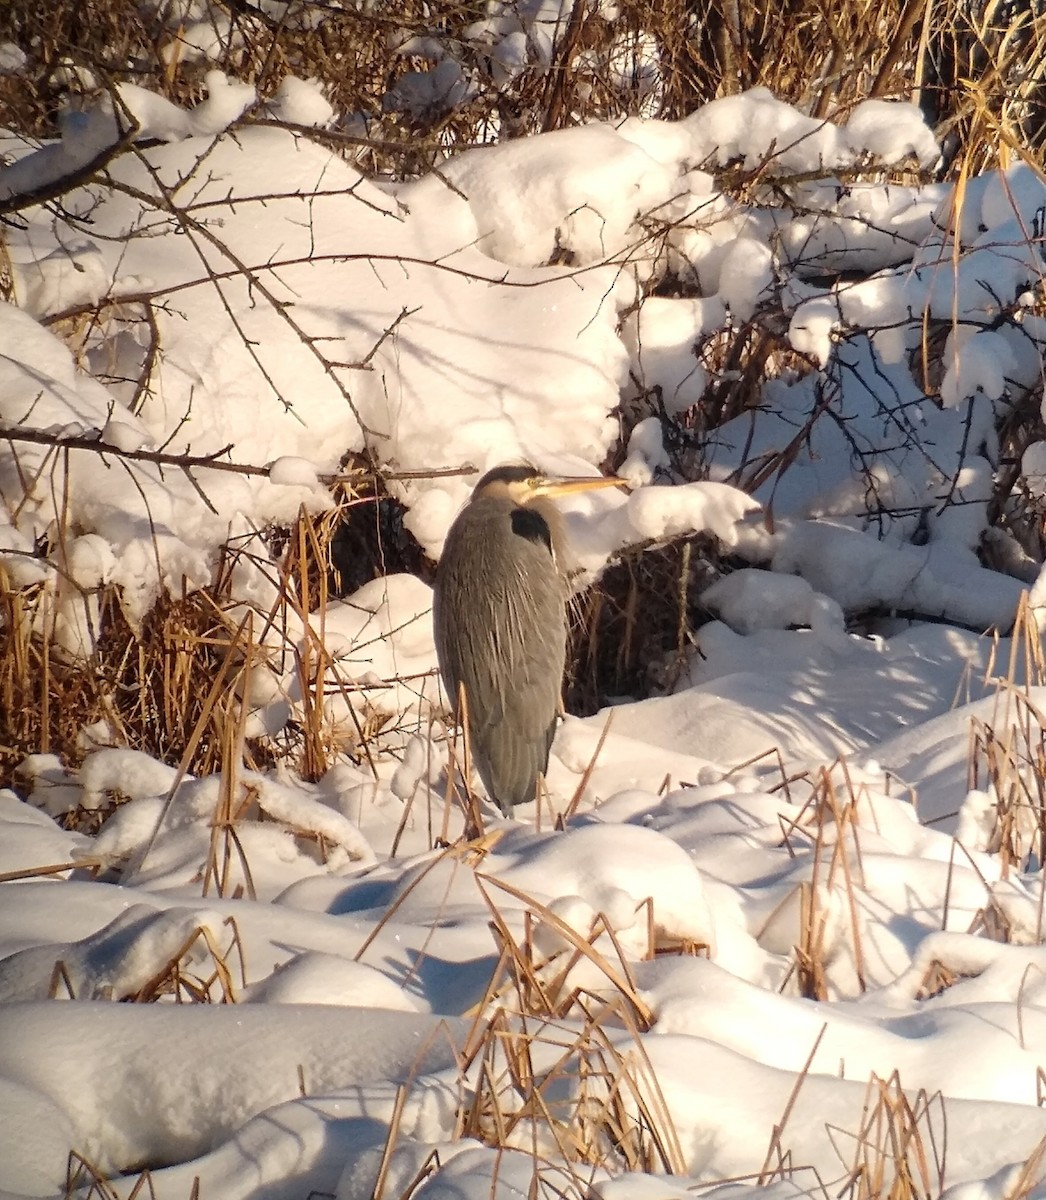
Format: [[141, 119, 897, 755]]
[[455, 682, 486, 839]]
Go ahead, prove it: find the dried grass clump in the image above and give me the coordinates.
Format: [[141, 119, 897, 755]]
[[451, 871, 687, 1175], [967, 698, 1046, 876], [0, 475, 421, 794], [2, 0, 1044, 169], [964, 595, 1046, 878], [0, 573, 265, 792], [765, 763, 872, 1001], [834, 1072, 947, 1200], [458, 1003, 684, 1174]]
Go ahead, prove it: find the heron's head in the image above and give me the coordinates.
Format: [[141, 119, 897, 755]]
[[471, 462, 626, 507]]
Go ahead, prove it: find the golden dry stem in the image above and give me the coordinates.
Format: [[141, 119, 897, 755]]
[[836, 1073, 945, 1200], [768, 763, 870, 1000], [967, 595, 1046, 882]]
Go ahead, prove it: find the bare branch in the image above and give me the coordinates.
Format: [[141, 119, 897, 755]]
[[0, 423, 474, 486]]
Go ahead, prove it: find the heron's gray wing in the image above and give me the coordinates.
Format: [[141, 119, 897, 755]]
[[433, 498, 566, 813], [472, 555, 565, 810]]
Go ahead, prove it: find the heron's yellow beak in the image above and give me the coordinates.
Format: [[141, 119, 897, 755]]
[[531, 475, 629, 500]]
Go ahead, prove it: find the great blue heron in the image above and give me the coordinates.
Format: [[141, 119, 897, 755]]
[[433, 463, 625, 816]]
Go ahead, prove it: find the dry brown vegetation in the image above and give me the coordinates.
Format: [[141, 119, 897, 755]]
[[3, 0, 1045, 158]]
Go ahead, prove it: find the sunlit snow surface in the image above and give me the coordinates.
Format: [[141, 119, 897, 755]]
[[4, 69, 1046, 1200]]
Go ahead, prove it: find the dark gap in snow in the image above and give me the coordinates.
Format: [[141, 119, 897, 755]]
[[566, 536, 721, 716], [329, 490, 433, 599]]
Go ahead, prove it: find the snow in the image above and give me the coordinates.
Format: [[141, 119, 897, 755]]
[[623, 297, 724, 415], [0, 1001, 464, 1177], [845, 99, 941, 167], [1024, 441, 1046, 497], [624, 480, 759, 543], [431, 123, 678, 269], [702, 568, 844, 635], [4, 46, 1046, 1200], [263, 454, 314, 485], [265, 76, 334, 128], [0, 43, 26, 74]]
